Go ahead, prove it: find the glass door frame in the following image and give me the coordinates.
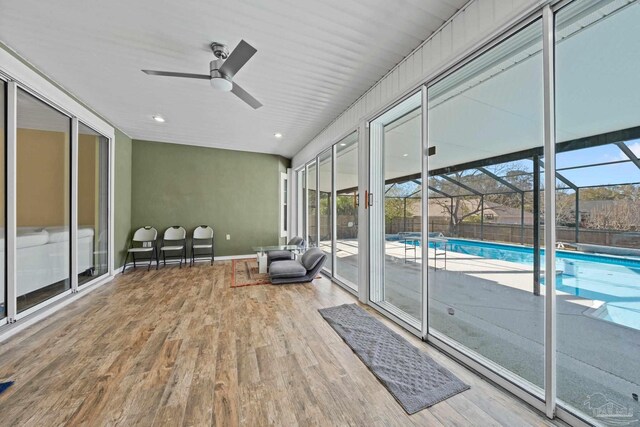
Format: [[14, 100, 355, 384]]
[[8, 83, 75, 319], [358, 3, 595, 426], [289, 1, 601, 424], [304, 159, 318, 249], [332, 130, 360, 293], [299, 130, 361, 295], [77, 120, 112, 288], [366, 88, 424, 334], [295, 166, 306, 244], [1, 59, 115, 325], [419, 8, 557, 422], [296, 132, 363, 294], [0, 79, 6, 327], [318, 147, 333, 275]]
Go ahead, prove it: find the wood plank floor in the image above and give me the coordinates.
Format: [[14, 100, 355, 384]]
[[0, 261, 559, 426]]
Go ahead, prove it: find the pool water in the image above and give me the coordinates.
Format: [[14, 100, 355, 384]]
[[425, 238, 640, 331]]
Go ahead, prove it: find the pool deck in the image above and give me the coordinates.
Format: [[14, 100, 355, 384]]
[[322, 239, 605, 310], [319, 238, 640, 417]]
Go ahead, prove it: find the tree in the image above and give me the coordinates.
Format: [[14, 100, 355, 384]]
[[428, 162, 534, 235], [584, 201, 639, 230], [384, 181, 421, 233], [336, 193, 358, 216], [555, 190, 576, 227], [555, 184, 640, 231]]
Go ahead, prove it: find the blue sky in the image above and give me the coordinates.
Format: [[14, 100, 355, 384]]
[[403, 140, 640, 193], [556, 140, 640, 187]]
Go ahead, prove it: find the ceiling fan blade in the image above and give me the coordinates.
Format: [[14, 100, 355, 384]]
[[219, 40, 257, 79], [142, 70, 210, 80], [231, 82, 263, 109]]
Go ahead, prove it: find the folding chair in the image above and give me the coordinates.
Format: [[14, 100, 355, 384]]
[[122, 226, 158, 273]]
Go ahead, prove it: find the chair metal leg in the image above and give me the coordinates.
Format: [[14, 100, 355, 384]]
[[156, 247, 159, 270], [133, 253, 137, 268], [122, 252, 130, 274]]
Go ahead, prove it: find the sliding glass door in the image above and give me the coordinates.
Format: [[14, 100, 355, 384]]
[[0, 62, 113, 327], [0, 81, 5, 321], [291, 1, 638, 424], [78, 123, 109, 285], [297, 133, 360, 291], [369, 92, 423, 325], [427, 17, 545, 395], [334, 132, 359, 290], [306, 160, 317, 247], [16, 89, 71, 312], [318, 149, 332, 273], [296, 168, 305, 241], [554, 0, 640, 420]]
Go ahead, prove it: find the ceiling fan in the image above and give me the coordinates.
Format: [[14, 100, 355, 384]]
[[142, 40, 262, 109]]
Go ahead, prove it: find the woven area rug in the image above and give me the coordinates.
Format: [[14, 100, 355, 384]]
[[231, 258, 271, 288], [319, 304, 469, 414]]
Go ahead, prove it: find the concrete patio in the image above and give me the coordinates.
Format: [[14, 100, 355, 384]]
[[322, 238, 640, 419]]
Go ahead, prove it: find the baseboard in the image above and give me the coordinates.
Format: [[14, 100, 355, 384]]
[[118, 254, 255, 273], [0, 274, 114, 343], [214, 254, 255, 260]]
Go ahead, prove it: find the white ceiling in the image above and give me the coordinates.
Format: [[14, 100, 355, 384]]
[[0, 0, 467, 157], [314, 1, 640, 191]]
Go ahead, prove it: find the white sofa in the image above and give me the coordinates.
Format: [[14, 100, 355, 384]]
[[0, 226, 95, 306]]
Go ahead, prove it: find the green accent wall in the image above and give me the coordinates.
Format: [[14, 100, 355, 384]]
[[1, 40, 293, 267], [131, 140, 290, 256], [114, 130, 132, 268]]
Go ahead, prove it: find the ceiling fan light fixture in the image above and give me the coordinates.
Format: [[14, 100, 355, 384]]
[[211, 76, 233, 92], [142, 39, 261, 108]]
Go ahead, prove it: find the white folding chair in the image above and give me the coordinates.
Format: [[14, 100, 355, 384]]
[[160, 226, 187, 268], [191, 225, 214, 266], [122, 226, 158, 273]]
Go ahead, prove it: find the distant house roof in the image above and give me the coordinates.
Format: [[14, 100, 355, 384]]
[[426, 199, 534, 225]]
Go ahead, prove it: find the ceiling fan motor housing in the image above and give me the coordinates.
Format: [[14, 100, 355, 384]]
[[210, 60, 231, 79], [209, 59, 232, 91], [210, 42, 229, 60]]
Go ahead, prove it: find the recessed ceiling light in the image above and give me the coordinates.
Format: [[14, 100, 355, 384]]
[[274, 133, 283, 138], [402, 153, 409, 157], [340, 143, 347, 146], [152, 115, 165, 123]]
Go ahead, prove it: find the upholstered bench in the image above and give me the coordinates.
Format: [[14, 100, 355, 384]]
[[269, 247, 326, 284]]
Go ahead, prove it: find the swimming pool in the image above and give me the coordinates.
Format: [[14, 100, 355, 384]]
[[415, 238, 640, 330]]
